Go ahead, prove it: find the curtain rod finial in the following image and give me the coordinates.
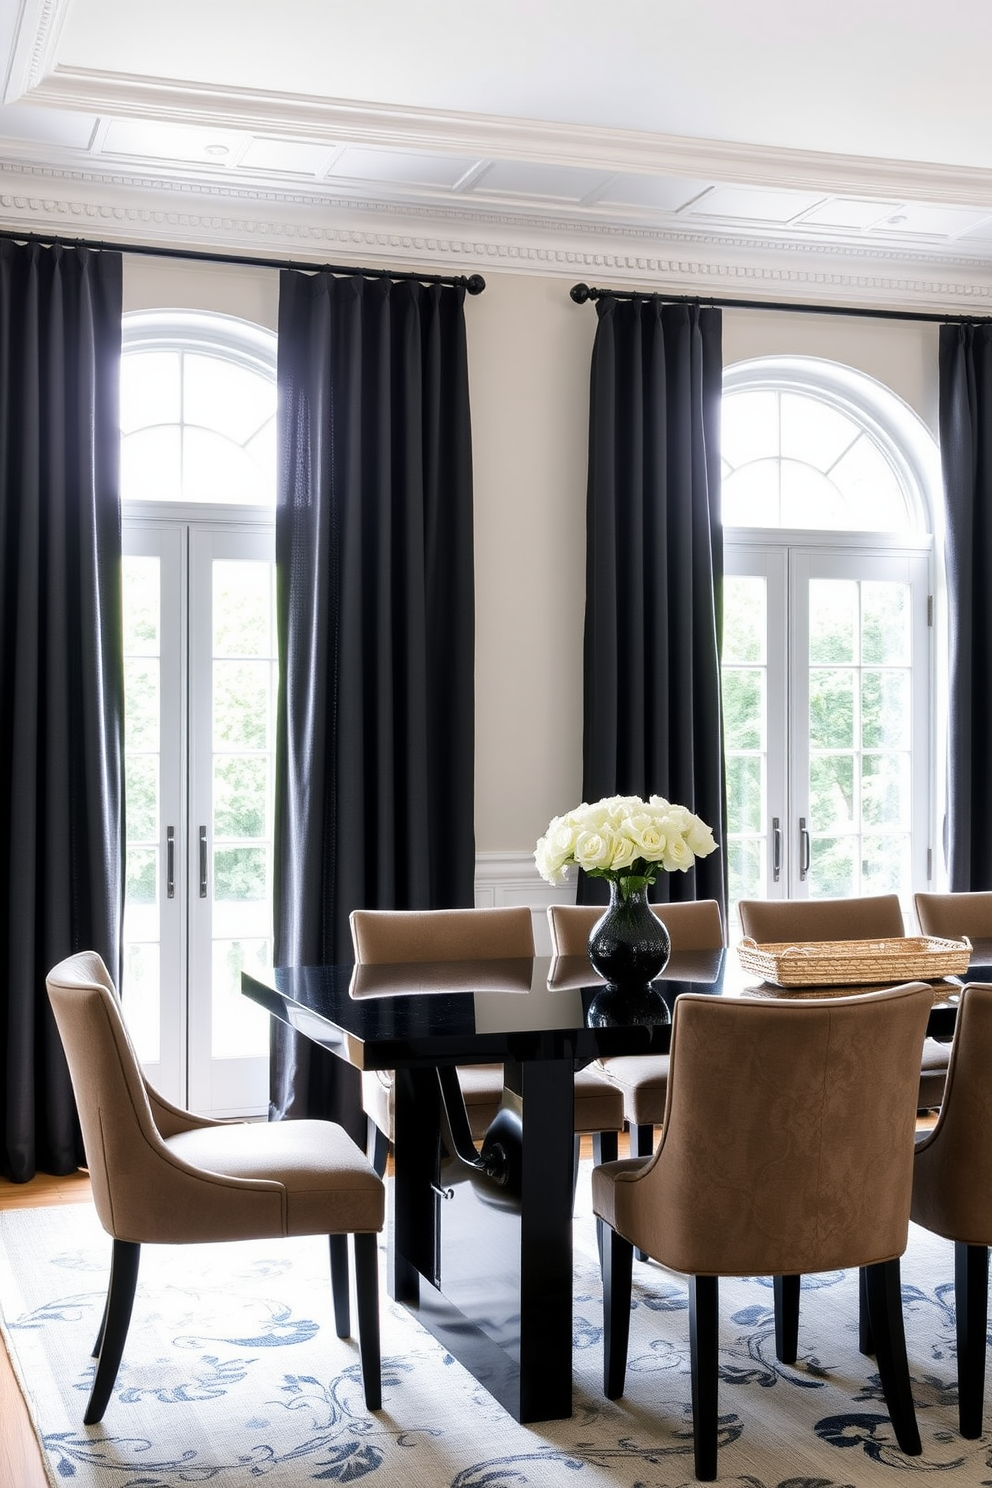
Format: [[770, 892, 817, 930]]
[[465, 274, 486, 295], [571, 283, 593, 304]]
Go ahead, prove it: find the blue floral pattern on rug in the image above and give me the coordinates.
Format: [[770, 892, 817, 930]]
[[1, 1194, 991, 1487]]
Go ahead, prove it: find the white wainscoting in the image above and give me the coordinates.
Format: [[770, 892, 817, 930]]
[[473, 851, 579, 955]]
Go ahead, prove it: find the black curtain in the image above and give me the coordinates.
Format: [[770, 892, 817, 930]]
[[938, 322, 992, 890], [581, 297, 726, 914], [0, 241, 124, 1182], [272, 271, 475, 1134]]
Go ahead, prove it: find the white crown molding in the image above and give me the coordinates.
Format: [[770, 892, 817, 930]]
[[12, 22, 992, 212], [2, 160, 992, 313], [19, 65, 992, 210]]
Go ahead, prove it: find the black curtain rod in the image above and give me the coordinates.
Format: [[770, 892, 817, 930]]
[[570, 281, 990, 325], [0, 227, 486, 294]]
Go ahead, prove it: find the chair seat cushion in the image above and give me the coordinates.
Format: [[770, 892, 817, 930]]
[[573, 1068, 625, 1134], [599, 1055, 670, 1125], [166, 1119, 384, 1238]]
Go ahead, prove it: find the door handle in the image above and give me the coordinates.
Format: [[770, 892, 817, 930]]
[[199, 825, 208, 898], [771, 817, 781, 883], [166, 826, 175, 899], [799, 818, 811, 882]]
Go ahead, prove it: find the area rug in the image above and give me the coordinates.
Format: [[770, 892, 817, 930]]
[[1, 1175, 990, 1488]]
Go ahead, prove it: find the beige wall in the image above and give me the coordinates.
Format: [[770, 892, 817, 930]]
[[120, 258, 941, 860]]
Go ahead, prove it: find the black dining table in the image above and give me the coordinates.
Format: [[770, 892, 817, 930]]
[[242, 942, 975, 1424]]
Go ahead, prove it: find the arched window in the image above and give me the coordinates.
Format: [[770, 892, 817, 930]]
[[121, 310, 276, 505], [721, 357, 938, 923], [121, 310, 278, 1118]]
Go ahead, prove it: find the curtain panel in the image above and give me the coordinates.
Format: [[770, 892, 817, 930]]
[[938, 322, 992, 889], [581, 297, 727, 914], [272, 271, 475, 1132], [0, 241, 124, 1181]]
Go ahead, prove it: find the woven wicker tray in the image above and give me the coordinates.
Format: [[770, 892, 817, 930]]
[[736, 934, 971, 988]]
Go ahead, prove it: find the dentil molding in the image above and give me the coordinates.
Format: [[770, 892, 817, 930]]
[[2, 161, 992, 312]]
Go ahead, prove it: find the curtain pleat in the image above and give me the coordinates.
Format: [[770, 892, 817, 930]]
[[272, 272, 475, 1133], [581, 297, 726, 913], [939, 322, 992, 889], [0, 241, 124, 1181]]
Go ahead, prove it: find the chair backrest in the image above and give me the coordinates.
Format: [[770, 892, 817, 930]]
[[737, 893, 905, 943], [914, 891, 992, 940], [349, 906, 535, 963], [547, 900, 724, 956], [46, 951, 168, 1239], [619, 981, 932, 1277], [912, 982, 992, 1242]]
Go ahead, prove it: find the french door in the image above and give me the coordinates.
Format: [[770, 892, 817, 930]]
[[722, 536, 932, 927], [121, 508, 277, 1116]]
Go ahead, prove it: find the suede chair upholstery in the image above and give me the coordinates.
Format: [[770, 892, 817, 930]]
[[910, 981, 992, 1438], [45, 951, 384, 1424], [350, 906, 625, 1173], [592, 981, 933, 1481], [914, 889, 992, 941], [738, 894, 949, 1110], [548, 900, 725, 1157]]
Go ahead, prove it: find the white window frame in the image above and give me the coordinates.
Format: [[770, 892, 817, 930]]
[[722, 356, 942, 922]]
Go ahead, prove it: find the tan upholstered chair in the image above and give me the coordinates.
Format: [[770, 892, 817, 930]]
[[914, 889, 992, 941], [592, 981, 933, 1481], [738, 894, 949, 1109], [910, 981, 992, 1438], [46, 951, 384, 1423], [548, 900, 725, 1156], [350, 907, 624, 1172]]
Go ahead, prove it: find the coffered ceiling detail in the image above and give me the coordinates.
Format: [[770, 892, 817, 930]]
[[3, 0, 992, 310]]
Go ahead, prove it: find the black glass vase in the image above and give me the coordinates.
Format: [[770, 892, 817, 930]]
[[587, 877, 671, 996]]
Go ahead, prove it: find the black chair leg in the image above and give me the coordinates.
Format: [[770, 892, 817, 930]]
[[955, 1240, 989, 1439], [592, 1130, 619, 1166], [859, 1264, 874, 1355], [368, 1121, 389, 1178], [773, 1274, 800, 1364], [353, 1231, 382, 1411], [689, 1273, 719, 1482], [633, 1122, 655, 1157], [602, 1223, 634, 1399], [84, 1239, 140, 1425], [329, 1233, 350, 1338], [862, 1259, 921, 1456]]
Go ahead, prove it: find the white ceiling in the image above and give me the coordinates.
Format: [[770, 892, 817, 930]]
[[4, 0, 992, 309]]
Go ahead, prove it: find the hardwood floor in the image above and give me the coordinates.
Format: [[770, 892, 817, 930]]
[[0, 1169, 93, 1488]]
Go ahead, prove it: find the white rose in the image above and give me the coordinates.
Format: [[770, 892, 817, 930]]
[[574, 829, 614, 873], [609, 833, 638, 872], [685, 816, 717, 857], [663, 834, 694, 872]]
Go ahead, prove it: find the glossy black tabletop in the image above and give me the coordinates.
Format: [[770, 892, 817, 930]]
[[241, 944, 964, 1071]]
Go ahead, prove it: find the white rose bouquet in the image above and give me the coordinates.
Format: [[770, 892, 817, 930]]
[[534, 794, 717, 895]]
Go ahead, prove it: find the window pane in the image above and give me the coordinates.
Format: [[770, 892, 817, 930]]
[[214, 560, 274, 657], [810, 754, 855, 830], [214, 756, 268, 838], [808, 837, 857, 898], [727, 755, 763, 834], [780, 461, 850, 529], [830, 434, 908, 529], [121, 427, 182, 503], [809, 581, 858, 664], [723, 577, 766, 663], [862, 670, 911, 749], [214, 660, 273, 749], [122, 557, 160, 654], [862, 582, 910, 665], [184, 353, 276, 443], [809, 670, 855, 750], [722, 459, 780, 526], [780, 392, 858, 468], [721, 389, 779, 469], [120, 350, 180, 432]]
